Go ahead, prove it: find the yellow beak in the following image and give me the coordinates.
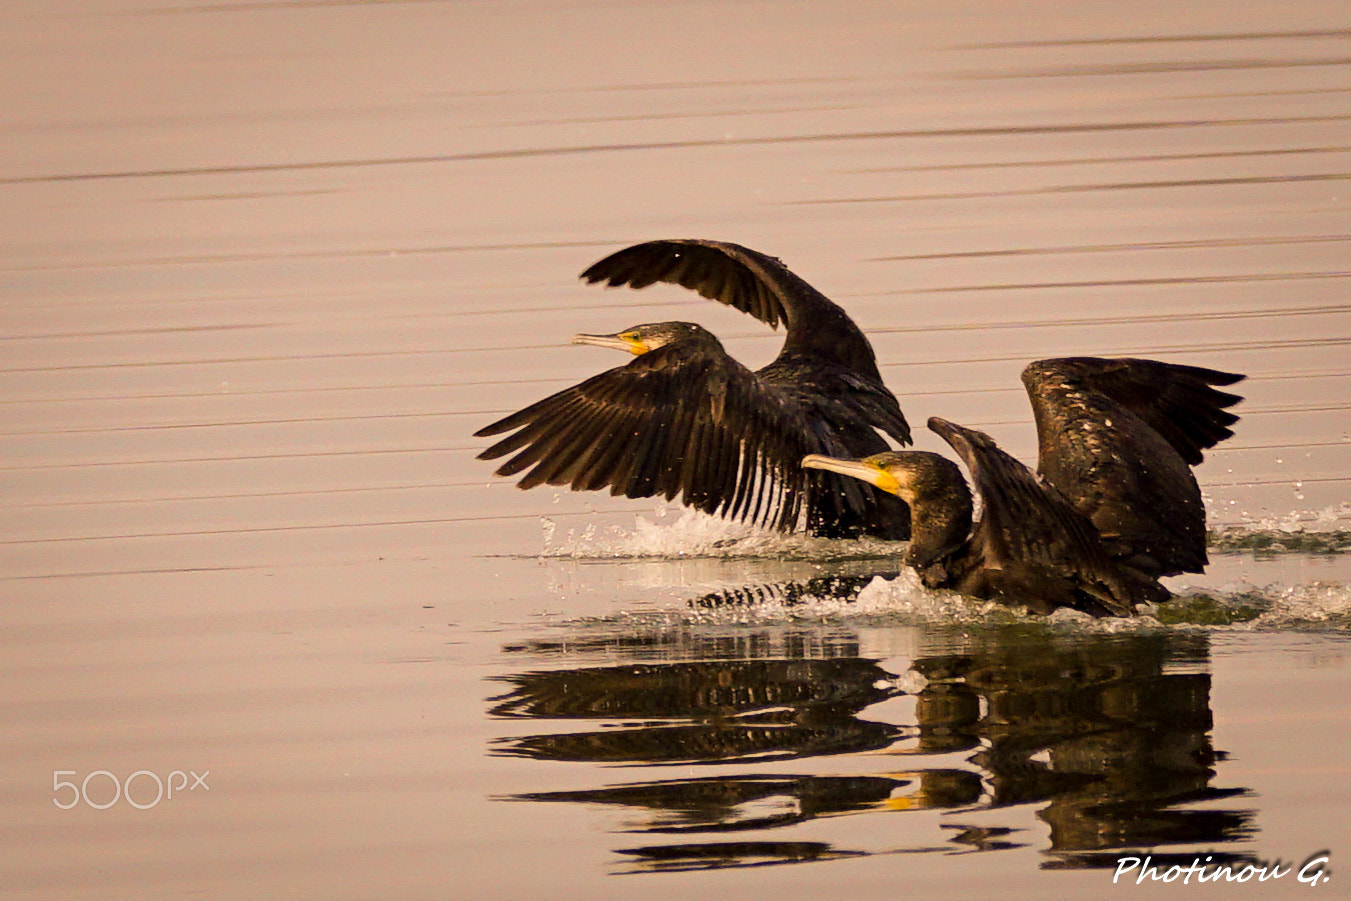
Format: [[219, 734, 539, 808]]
[[572, 333, 647, 355], [801, 454, 901, 495]]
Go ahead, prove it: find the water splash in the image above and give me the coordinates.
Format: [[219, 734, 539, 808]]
[[684, 570, 1178, 631], [535, 506, 1351, 632], [541, 504, 1351, 561], [541, 508, 906, 561], [1248, 581, 1351, 630], [569, 569, 1351, 634], [1211, 502, 1351, 555]]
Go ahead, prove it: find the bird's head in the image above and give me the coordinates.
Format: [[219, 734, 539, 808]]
[[802, 451, 962, 506], [572, 322, 711, 356], [803, 450, 972, 570]]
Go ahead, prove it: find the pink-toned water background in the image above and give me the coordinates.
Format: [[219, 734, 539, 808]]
[[3, 2, 1348, 898]]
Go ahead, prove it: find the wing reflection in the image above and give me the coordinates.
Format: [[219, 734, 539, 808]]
[[614, 840, 868, 872], [515, 770, 981, 831], [490, 658, 906, 763], [689, 573, 897, 608], [491, 622, 1254, 873]]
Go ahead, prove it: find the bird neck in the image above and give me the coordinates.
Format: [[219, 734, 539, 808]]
[[903, 477, 975, 579]]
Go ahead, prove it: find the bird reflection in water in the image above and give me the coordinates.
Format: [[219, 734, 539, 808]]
[[491, 656, 909, 764], [490, 604, 1255, 873], [919, 631, 1256, 869]]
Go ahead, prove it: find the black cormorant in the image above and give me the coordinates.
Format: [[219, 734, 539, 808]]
[[802, 357, 1245, 616], [474, 239, 912, 538]]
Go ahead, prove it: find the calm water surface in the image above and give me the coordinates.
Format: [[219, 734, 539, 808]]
[[2, 2, 1349, 898]]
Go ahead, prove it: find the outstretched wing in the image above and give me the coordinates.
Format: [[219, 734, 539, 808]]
[[581, 239, 822, 331], [928, 417, 1142, 617], [475, 343, 816, 531], [580, 239, 893, 388], [1026, 357, 1244, 465], [1022, 357, 1245, 576]]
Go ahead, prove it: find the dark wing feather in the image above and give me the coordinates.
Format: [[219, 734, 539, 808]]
[[580, 239, 891, 383], [1022, 358, 1244, 576], [928, 417, 1142, 616], [757, 358, 912, 538], [475, 343, 813, 531], [1026, 357, 1244, 465], [580, 239, 802, 329]]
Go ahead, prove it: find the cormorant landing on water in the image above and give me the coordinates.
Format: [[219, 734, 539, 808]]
[[803, 357, 1245, 616], [474, 239, 913, 538]]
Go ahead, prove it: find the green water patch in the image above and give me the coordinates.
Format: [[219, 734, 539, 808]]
[[1155, 592, 1269, 626], [1209, 528, 1351, 556]]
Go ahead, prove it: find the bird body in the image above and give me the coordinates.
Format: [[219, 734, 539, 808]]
[[803, 357, 1245, 616], [475, 240, 912, 538]]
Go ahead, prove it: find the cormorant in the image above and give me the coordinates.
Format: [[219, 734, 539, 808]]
[[474, 239, 912, 538], [802, 357, 1245, 616]]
